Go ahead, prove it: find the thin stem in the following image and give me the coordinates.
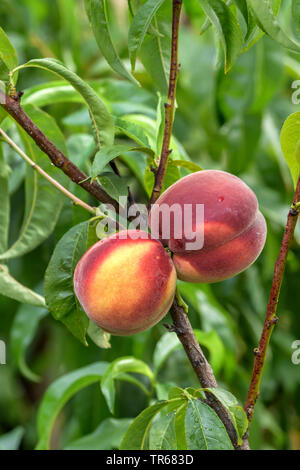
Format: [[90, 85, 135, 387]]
[[0, 90, 119, 212], [244, 176, 300, 425], [148, 0, 182, 207], [0, 127, 96, 215]]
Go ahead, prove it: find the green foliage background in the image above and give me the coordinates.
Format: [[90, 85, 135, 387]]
[[0, 0, 300, 450]]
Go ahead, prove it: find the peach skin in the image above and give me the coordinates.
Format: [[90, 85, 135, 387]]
[[150, 170, 267, 283], [73, 230, 177, 335]]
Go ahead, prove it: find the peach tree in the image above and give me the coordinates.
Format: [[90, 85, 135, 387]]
[[0, 0, 300, 451]]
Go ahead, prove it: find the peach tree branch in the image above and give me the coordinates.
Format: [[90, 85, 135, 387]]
[[244, 175, 300, 424], [149, 0, 182, 207], [0, 127, 97, 215], [0, 90, 119, 212]]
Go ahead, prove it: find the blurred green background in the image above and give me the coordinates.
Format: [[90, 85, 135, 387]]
[[0, 0, 300, 450]]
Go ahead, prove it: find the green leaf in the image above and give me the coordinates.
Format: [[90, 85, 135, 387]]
[[0, 145, 10, 254], [10, 303, 47, 382], [120, 399, 182, 450], [153, 332, 181, 374], [84, 0, 138, 85], [36, 361, 108, 450], [0, 105, 69, 260], [87, 320, 111, 349], [280, 112, 300, 188], [44, 221, 90, 345], [168, 160, 204, 173], [101, 356, 154, 413], [64, 418, 132, 450], [185, 398, 233, 450], [0, 427, 24, 450], [0, 27, 18, 82], [232, 0, 248, 24], [16, 58, 114, 147], [153, 328, 225, 376], [174, 402, 188, 450], [204, 388, 248, 444], [162, 163, 181, 191], [292, 0, 300, 37], [138, 1, 172, 95], [194, 330, 225, 376], [198, 0, 243, 72], [248, 0, 300, 53], [0, 264, 46, 306], [128, 0, 166, 72], [91, 144, 133, 179], [149, 412, 177, 450], [98, 171, 129, 201], [115, 117, 151, 147]]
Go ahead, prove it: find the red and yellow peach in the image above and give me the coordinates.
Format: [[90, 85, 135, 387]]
[[150, 170, 267, 283], [74, 230, 176, 335]]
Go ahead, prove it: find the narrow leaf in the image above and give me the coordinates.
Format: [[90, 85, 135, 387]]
[[44, 221, 90, 345], [0, 264, 45, 307], [0, 27, 18, 81], [36, 362, 108, 450], [198, 0, 243, 72], [280, 112, 300, 187], [84, 0, 138, 84], [17, 58, 114, 147], [101, 356, 154, 413], [0, 427, 24, 451], [248, 0, 300, 53], [91, 144, 133, 179], [129, 0, 166, 71], [0, 145, 10, 253], [64, 418, 132, 450], [0, 105, 69, 260], [10, 303, 47, 382]]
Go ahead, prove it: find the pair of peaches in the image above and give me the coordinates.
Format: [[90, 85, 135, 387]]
[[74, 170, 266, 335]]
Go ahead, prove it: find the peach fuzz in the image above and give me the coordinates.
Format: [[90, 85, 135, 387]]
[[73, 230, 177, 335]]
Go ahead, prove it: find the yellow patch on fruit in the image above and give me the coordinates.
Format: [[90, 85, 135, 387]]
[[87, 243, 152, 320]]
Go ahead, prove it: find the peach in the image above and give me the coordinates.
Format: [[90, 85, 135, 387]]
[[150, 170, 267, 283], [73, 230, 176, 335]]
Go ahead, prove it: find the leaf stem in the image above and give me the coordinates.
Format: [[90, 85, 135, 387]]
[[0, 127, 97, 215]]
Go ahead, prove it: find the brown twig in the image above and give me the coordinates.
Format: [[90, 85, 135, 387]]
[[0, 90, 119, 212], [244, 178, 300, 424], [170, 297, 240, 449], [0, 127, 97, 215], [148, 0, 182, 207]]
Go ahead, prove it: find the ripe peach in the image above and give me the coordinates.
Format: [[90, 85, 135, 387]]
[[73, 230, 176, 335], [150, 170, 267, 283]]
